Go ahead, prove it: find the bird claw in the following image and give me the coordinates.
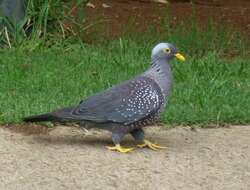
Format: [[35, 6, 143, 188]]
[[106, 144, 134, 153], [137, 140, 167, 151]]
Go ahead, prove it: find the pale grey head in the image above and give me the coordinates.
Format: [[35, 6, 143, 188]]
[[151, 42, 185, 62]]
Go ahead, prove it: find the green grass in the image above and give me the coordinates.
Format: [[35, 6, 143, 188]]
[[0, 0, 88, 47], [0, 18, 250, 125], [0, 38, 250, 125]]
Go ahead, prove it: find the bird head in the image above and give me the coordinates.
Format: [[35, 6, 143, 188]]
[[151, 43, 185, 62]]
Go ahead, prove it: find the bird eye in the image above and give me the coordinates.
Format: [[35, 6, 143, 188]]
[[164, 48, 171, 54]]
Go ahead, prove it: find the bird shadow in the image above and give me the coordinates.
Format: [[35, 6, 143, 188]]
[[34, 133, 136, 147], [6, 124, 190, 151]]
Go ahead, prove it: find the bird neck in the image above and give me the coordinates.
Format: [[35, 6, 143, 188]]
[[149, 56, 172, 76], [150, 58, 170, 70], [144, 58, 173, 98]]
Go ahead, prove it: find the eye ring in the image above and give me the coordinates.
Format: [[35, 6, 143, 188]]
[[164, 48, 171, 54]]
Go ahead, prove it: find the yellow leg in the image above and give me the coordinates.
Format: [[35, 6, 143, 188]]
[[106, 144, 134, 153], [137, 140, 167, 151]]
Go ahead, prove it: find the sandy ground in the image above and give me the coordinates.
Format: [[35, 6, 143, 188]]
[[0, 125, 250, 190]]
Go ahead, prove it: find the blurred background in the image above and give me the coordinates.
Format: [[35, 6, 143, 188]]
[[0, 0, 249, 45]]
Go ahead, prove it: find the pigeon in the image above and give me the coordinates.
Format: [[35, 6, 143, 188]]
[[23, 42, 185, 153]]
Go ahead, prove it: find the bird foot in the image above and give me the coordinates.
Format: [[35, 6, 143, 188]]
[[137, 140, 167, 150], [106, 144, 134, 153]]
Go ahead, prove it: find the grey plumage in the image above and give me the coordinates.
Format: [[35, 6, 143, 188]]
[[23, 42, 185, 152]]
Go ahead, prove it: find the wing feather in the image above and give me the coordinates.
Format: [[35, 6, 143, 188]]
[[71, 76, 164, 124]]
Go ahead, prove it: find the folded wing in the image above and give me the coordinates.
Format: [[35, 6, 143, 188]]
[[72, 76, 164, 125]]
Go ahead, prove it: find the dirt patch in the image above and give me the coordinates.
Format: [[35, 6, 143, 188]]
[[79, 0, 250, 39], [1, 125, 250, 189], [3, 123, 49, 135]]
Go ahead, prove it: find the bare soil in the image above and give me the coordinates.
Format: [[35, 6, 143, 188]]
[[80, 0, 250, 40], [1, 125, 250, 190]]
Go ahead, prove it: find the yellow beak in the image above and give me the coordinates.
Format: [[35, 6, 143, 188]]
[[175, 53, 185, 62]]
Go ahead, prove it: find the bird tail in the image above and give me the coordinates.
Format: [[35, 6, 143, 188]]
[[23, 106, 76, 123], [23, 113, 59, 122]]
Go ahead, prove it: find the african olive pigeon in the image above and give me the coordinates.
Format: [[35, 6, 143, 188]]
[[23, 43, 185, 153]]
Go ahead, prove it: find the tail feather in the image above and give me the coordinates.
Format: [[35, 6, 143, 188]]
[[23, 106, 76, 123], [23, 113, 59, 122]]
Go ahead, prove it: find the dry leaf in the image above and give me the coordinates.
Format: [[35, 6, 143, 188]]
[[152, 0, 168, 4], [86, 2, 95, 8], [102, 3, 111, 8]]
